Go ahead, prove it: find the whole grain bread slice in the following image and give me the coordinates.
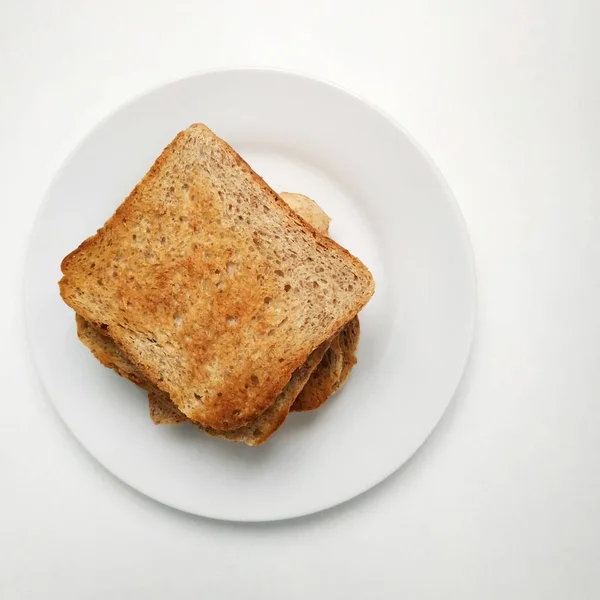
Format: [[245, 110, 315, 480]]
[[77, 191, 344, 426], [77, 191, 359, 423], [60, 124, 374, 430], [78, 191, 359, 421]]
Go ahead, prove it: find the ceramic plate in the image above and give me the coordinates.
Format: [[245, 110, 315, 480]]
[[24, 68, 475, 521]]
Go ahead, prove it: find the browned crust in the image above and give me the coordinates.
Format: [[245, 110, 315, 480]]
[[332, 316, 360, 392], [60, 124, 374, 430], [291, 336, 343, 411], [201, 342, 329, 445]]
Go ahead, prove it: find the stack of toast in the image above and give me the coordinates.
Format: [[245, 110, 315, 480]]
[[59, 124, 374, 445]]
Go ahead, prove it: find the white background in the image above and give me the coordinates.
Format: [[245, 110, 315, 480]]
[[1, 1, 599, 598]]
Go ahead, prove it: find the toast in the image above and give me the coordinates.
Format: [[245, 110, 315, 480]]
[[77, 192, 344, 425], [76, 191, 359, 424], [60, 124, 374, 430]]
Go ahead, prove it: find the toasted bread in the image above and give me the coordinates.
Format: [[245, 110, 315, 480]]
[[61, 124, 374, 430], [76, 192, 359, 421], [202, 341, 328, 444], [77, 192, 344, 425]]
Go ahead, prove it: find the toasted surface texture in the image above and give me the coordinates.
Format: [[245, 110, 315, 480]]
[[60, 124, 374, 430], [77, 191, 349, 427]]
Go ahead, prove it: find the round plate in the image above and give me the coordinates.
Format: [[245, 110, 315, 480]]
[[24, 68, 475, 521]]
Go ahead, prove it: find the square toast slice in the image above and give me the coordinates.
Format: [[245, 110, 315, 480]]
[[60, 124, 374, 430], [75, 192, 356, 432]]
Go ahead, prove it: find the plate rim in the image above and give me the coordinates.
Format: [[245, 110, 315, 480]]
[[23, 67, 477, 521]]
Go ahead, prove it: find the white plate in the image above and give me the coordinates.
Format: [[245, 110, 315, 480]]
[[24, 68, 475, 521]]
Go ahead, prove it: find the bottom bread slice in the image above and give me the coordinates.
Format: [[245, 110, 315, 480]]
[[332, 316, 360, 393], [291, 316, 360, 411]]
